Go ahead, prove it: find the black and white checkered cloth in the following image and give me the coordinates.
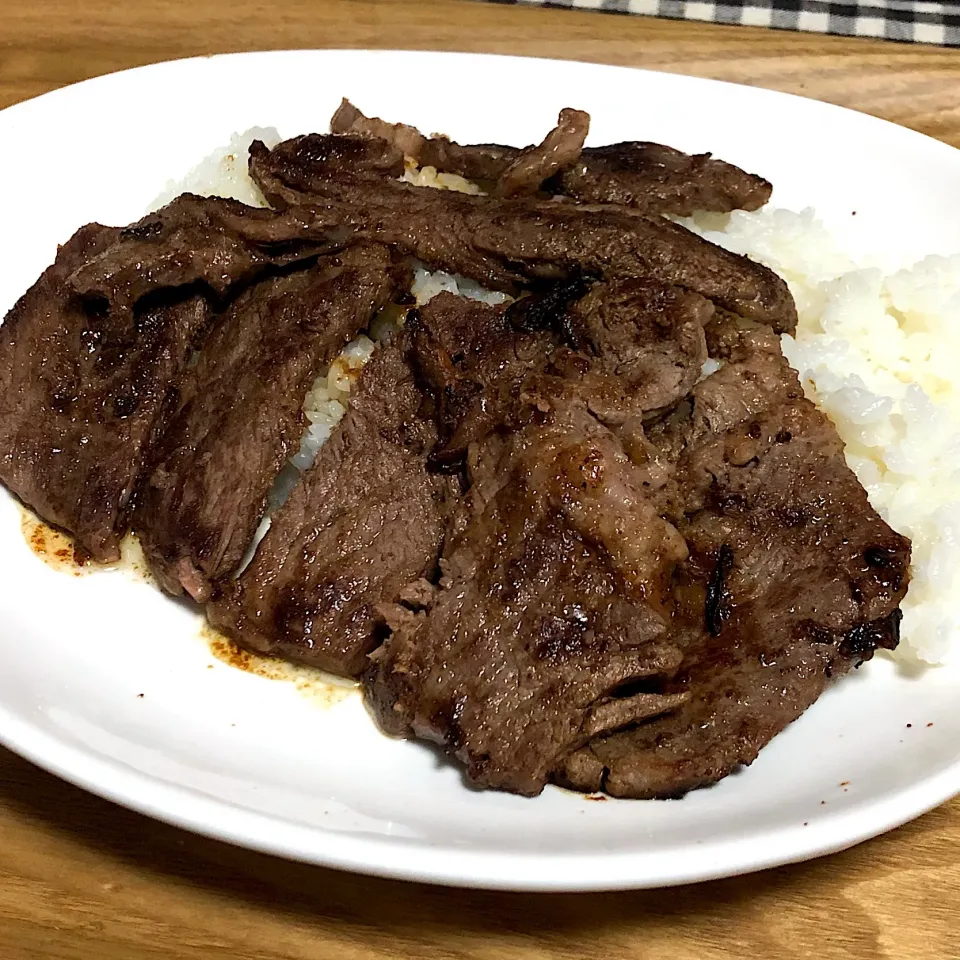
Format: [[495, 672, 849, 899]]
[[486, 0, 960, 45]]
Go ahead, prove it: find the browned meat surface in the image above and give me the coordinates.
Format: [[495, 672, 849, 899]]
[[329, 100, 771, 214], [0, 102, 912, 803], [565, 278, 712, 416], [365, 402, 690, 796], [409, 281, 692, 465], [495, 108, 590, 197], [0, 224, 211, 560], [135, 244, 405, 601], [67, 193, 344, 312], [330, 98, 515, 182], [553, 142, 772, 215], [207, 338, 451, 678], [557, 326, 911, 798], [248, 139, 797, 332], [408, 292, 557, 463]]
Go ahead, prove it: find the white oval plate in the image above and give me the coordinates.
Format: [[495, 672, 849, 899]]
[[1, 50, 959, 892]]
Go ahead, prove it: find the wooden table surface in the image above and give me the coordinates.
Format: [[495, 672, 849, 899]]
[[1, 2, 960, 958]]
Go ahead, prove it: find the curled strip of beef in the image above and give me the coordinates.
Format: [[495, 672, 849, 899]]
[[330, 99, 771, 214], [330, 98, 516, 182], [67, 193, 348, 312], [494, 108, 590, 197], [207, 337, 452, 678], [365, 403, 690, 796], [557, 327, 910, 799], [248, 140, 797, 332], [0, 223, 211, 561], [135, 244, 406, 601]]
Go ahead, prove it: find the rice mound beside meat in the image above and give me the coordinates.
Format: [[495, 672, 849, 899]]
[[157, 128, 960, 666]]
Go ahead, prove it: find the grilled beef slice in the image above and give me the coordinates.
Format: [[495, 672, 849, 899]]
[[564, 278, 712, 416], [0, 224, 211, 560], [68, 193, 345, 312], [248, 139, 796, 332], [557, 325, 911, 798], [207, 337, 450, 678], [135, 244, 404, 601], [331, 100, 772, 214], [551, 142, 772, 215], [408, 292, 557, 462], [365, 402, 690, 797], [412, 277, 715, 465]]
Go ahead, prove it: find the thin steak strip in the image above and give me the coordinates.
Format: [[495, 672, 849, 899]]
[[0, 224, 211, 560], [208, 336, 452, 678], [331, 99, 772, 214], [135, 244, 405, 601], [248, 138, 797, 333]]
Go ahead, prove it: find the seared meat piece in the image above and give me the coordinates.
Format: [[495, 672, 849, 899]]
[[557, 327, 911, 798], [208, 338, 450, 678], [565, 278, 712, 416], [68, 193, 344, 312], [410, 285, 666, 465], [241, 132, 405, 201], [365, 403, 690, 796], [136, 244, 404, 601], [469, 205, 794, 333], [409, 293, 556, 462], [495, 108, 590, 197], [552, 142, 772, 215], [248, 141, 796, 332], [330, 100, 771, 214], [330, 98, 515, 182], [0, 224, 211, 561]]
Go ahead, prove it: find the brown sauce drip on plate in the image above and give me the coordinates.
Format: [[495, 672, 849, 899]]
[[21, 510, 90, 574], [201, 622, 358, 709]]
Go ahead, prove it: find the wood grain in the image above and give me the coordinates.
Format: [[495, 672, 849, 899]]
[[1, 2, 959, 958]]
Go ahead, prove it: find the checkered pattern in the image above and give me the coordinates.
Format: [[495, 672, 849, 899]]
[[485, 0, 960, 45]]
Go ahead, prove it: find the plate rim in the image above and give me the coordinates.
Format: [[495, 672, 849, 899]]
[[1, 47, 959, 892]]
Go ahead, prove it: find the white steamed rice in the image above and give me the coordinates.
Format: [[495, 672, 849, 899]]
[[157, 130, 960, 665]]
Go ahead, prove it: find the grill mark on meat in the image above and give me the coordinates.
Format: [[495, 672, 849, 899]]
[[504, 272, 597, 334], [330, 100, 772, 215], [135, 244, 406, 601], [247, 140, 797, 333], [364, 403, 689, 796], [705, 543, 734, 636], [0, 224, 213, 560], [207, 336, 453, 678]]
